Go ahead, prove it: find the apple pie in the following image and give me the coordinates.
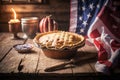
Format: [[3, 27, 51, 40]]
[[33, 31, 85, 50]]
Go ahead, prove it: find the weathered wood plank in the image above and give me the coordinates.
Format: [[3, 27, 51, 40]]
[[0, 1, 69, 13], [72, 44, 97, 76], [18, 39, 40, 73], [36, 49, 73, 75], [0, 33, 11, 60], [81, 44, 97, 73], [0, 48, 25, 73], [0, 12, 69, 22], [0, 33, 25, 61], [0, 33, 26, 73]]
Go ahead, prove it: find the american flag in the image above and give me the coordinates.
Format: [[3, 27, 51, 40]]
[[69, 0, 107, 35], [70, 0, 120, 74]]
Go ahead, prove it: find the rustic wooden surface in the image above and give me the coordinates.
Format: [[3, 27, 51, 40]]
[[0, 33, 120, 80]]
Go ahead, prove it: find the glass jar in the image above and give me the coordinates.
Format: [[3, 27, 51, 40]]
[[21, 17, 39, 39]]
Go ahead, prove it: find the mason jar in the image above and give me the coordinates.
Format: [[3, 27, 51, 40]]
[[21, 17, 39, 39]]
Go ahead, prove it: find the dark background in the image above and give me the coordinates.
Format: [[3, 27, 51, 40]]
[[0, 0, 70, 32]]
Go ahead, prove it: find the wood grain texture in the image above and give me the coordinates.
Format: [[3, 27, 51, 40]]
[[0, 33, 119, 77], [17, 39, 40, 73], [80, 44, 97, 73], [0, 33, 25, 73], [0, 48, 25, 73], [71, 44, 97, 76], [0, 33, 25, 61], [36, 50, 73, 75]]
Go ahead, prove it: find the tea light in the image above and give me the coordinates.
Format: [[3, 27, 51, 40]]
[[8, 8, 20, 39]]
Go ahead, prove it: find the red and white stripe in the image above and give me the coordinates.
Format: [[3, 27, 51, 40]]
[[87, 1, 120, 73], [69, 0, 78, 33]]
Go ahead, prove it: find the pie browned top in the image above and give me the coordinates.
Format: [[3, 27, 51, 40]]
[[33, 31, 85, 50]]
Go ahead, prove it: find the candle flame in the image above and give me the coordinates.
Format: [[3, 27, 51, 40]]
[[11, 8, 17, 19], [9, 8, 20, 23]]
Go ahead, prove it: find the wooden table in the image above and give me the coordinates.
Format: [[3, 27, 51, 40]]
[[0, 33, 120, 80]]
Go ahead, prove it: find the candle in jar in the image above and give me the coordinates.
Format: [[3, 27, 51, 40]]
[[8, 8, 20, 39], [9, 19, 20, 24], [8, 8, 20, 24]]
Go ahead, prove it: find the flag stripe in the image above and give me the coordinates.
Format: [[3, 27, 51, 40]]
[[90, 29, 100, 38], [70, 0, 120, 73], [69, 0, 78, 32]]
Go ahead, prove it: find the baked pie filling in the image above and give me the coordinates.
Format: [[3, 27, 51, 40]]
[[34, 31, 85, 50]]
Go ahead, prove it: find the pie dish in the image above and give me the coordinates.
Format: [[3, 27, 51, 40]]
[[33, 31, 85, 59]]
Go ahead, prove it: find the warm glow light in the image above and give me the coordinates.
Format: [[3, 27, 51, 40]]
[[11, 8, 17, 19], [9, 8, 20, 23]]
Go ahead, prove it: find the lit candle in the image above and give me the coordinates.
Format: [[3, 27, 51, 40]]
[[8, 8, 20, 39], [9, 8, 20, 23]]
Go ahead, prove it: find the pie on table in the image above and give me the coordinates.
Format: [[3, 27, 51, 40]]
[[33, 31, 85, 50]]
